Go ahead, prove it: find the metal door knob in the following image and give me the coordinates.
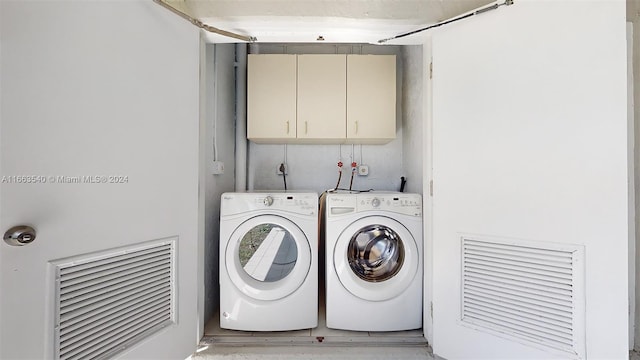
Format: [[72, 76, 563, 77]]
[[4, 225, 37, 246]]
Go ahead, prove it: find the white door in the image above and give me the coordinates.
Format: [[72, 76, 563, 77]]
[[431, 1, 628, 359], [1, 2, 200, 359]]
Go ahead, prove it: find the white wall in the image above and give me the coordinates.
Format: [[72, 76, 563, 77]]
[[401, 46, 424, 195], [203, 44, 237, 323], [630, 0, 640, 350], [628, 20, 637, 350], [247, 44, 413, 195]]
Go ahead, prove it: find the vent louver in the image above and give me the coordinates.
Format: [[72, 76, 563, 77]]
[[52, 238, 176, 360], [461, 237, 585, 359]]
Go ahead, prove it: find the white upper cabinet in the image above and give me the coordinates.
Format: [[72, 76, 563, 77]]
[[297, 54, 346, 140], [247, 54, 297, 141], [347, 55, 396, 142], [247, 54, 396, 144]]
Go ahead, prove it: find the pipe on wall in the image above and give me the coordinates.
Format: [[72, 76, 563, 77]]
[[153, 0, 256, 43], [235, 43, 248, 191]]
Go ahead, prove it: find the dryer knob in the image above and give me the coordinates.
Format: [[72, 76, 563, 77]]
[[263, 196, 274, 207], [371, 198, 381, 208]]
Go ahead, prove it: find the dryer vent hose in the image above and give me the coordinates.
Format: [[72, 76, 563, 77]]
[[280, 163, 287, 191]]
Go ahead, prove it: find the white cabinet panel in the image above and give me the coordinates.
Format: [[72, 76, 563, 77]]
[[347, 55, 396, 142], [247, 54, 297, 141], [297, 54, 346, 140]]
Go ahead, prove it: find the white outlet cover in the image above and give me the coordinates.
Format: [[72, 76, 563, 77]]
[[212, 161, 224, 175], [358, 165, 369, 176]]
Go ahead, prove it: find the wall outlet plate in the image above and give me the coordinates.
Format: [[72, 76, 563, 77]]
[[212, 161, 224, 175], [358, 165, 369, 176], [276, 163, 288, 175]]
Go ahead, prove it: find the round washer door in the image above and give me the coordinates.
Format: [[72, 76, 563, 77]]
[[226, 214, 312, 301], [333, 215, 419, 301]]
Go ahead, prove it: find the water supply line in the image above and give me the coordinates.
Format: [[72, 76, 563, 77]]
[[378, 0, 514, 44], [334, 161, 344, 191], [153, 0, 257, 43], [348, 162, 357, 191]]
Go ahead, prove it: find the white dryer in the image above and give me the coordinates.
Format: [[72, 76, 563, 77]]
[[219, 192, 318, 331], [325, 192, 422, 331]]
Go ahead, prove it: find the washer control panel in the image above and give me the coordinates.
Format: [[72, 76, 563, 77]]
[[356, 193, 422, 217], [326, 192, 422, 217]]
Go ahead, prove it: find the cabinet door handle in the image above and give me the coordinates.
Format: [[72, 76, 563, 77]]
[[286, 121, 290, 134], [305, 121, 308, 135], [355, 121, 358, 134]]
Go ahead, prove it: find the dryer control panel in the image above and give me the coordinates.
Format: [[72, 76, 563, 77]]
[[221, 192, 318, 216]]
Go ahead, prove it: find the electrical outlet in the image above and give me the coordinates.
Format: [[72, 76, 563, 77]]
[[276, 163, 288, 175], [358, 165, 369, 176], [212, 161, 224, 175]]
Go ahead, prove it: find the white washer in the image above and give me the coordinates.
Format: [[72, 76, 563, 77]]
[[325, 192, 423, 331], [219, 192, 318, 331]]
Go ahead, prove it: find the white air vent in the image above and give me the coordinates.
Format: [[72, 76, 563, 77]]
[[461, 236, 585, 359], [51, 238, 176, 360]]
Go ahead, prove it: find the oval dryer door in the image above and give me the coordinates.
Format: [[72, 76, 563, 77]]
[[333, 215, 419, 301], [225, 214, 311, 301]]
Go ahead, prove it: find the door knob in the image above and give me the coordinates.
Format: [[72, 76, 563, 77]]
[[4, 225, 37, 246]]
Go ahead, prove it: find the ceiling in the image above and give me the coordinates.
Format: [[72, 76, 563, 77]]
[[162, 0, 495, 44]]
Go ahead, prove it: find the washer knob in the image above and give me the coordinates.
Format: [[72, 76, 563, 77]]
[[263, 196, 274, 207], [371, 198, 381, 208]]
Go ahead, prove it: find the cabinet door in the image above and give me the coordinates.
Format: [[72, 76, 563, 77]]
[[297, 54, 346, 140], [347, 55, 396, 141], [247, 54, 297, 141]]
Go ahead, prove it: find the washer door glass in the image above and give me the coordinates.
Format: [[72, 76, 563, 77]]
[[348, 225, 404, 282], [239, 223, 298, 282], [333, 215, 419, 301]]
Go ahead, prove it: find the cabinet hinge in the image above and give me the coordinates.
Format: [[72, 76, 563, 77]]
[[429, 62, 433, 79], [429, 180, 433, 196]]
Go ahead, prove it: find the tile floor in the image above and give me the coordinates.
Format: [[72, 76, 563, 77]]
[[192, 307, 431, 360], [202, 307, 425, 339], [191, 345, 435, 360], [192, 312, 640, 360], [192, 345, 640, 360]]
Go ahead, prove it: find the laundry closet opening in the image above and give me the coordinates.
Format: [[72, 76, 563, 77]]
[[200, 42, 427, 346]]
